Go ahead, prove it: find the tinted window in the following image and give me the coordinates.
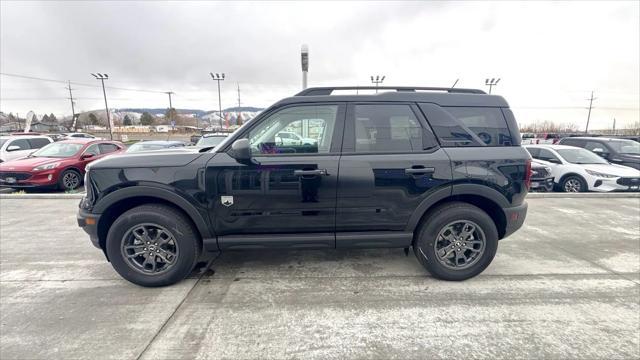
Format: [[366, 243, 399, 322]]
[[99, 143, 119, 154], [28, 138, 51, 149], [353, 104, 435, 152], [248, 105, 337, 155], [559, 138, 582, 147], [557, 148, 608, 164], [7, 139, 30, 150], [525, 147, 540, 158], [420, 104, 513, 147], [537, 149, 560, 162]]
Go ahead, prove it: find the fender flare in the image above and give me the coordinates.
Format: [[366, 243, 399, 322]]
[[93, 185, 214, 240], [404, 183, 510, 233]]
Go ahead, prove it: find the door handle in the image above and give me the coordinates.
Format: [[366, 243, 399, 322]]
[[294, 169, 328, 177], [405, 167, 435, 175]]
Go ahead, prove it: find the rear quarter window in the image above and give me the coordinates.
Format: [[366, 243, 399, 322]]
[[419, 104, 514, 147]]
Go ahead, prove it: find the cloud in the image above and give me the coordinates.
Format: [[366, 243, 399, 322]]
[[1, 0, 638, 129]]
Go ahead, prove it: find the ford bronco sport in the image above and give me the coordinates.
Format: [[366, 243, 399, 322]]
[[78, 86, 530, 287]]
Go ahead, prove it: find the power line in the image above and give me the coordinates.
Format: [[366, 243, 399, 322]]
[[0, 72, 166, 94]]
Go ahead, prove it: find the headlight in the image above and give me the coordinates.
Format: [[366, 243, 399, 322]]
[[586, 170, 617, 178], [33, 162, 60, 171]]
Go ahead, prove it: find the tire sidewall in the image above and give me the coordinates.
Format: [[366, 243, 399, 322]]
[[415, 204, 498, 281], [106, 206, 198, 287], [562, 175, 586, 193]]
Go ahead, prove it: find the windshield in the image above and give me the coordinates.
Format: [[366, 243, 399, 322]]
[[0, 139, 7, 147], [126, 143, 169, 153], [197, 136, 226, 147], [32, 142, 84, 158], [607, 140, 640, 155], [557, 148, 608, 164]]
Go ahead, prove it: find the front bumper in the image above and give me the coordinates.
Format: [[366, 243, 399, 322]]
[[502, 202, 528, 239], [530, 177, 554, 192], [590, 177, 640, 192], [0, 170, 59, 188], [77, 207, 101, 249]]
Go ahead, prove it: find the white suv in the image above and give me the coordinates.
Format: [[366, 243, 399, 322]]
[[0, 135, 53, 163], [525, 144, 640, 192], [275, 131, 317, 146]]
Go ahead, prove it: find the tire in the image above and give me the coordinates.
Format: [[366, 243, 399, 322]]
[[58, 169, 82, 191], [560, 175, 587, 193], [106, 204, 200, 287], [413, 202, 498, 281]]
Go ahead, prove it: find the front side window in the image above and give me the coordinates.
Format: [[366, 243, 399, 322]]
[[557, 148, 608, 164], [353, 104, 433, 152], [607, 139, 640, 155], [99, 143, 119, 154], [247, 105, 337, 155], [84, 144, 101, 156]]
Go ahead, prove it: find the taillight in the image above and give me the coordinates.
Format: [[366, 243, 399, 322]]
[[524, 159, 532, 190]]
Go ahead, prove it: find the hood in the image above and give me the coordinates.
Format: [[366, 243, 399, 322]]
[[0, 157, 63, 171], [89, 148, 205, 170], [531, 160, 549, 168], [583, 163, 640, 177]]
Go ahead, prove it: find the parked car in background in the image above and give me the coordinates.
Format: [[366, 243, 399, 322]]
[[194, 133, 228, 148], [0, 139, 124, 191], [558, 137, 640, 170], [126, 140, 187, 153], [525, 144, 640, 192], [275, 131, 318, 146], [525, 133, 561, 145], [0, 135, 53, 163], [61, 132, 101, 140], [48, 134, 66, 142], [520, 132, 536, 144], [190, 134, 202, 145], [530, 160, 554, 191]]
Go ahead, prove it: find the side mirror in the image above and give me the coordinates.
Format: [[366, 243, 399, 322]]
[[6, 145, 21, 152], [81, 153, 95, 160], [547, 158, 561, 164], [229, 138, 252, 164], [592, 148, 608, 157]]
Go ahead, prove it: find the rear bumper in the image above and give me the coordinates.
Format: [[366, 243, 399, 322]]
[[77, 208, 101, 249], [502, 202, 528, 239]]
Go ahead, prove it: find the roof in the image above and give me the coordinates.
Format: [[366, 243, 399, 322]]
[[202, 133, 228, 137], [564, 137, 632, 142], [0, 134, 51, 139], [274, 86, 509, 107], [132, 140, 185, 145], [524, 144, 579, 150]]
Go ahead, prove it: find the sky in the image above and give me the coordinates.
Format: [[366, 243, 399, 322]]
[[1, 0, 638, 130]]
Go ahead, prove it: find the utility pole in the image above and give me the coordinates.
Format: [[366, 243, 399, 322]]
[[451, 79, 459, 88], [237, 83, 241, 109], [91, 73, 113, 140], [612, 118, 616, 134], [585, 91, 597, 134], [370, 75, 385, 93], [66, 81, 78, 131], [485, 78, 501, 94], [301, 44, 309, 89], [209, 73, 225, 129]]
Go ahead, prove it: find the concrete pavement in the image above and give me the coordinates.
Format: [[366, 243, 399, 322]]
[[1, 197, 639, 359]]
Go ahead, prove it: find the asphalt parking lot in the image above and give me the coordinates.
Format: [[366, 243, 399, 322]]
[[1, 197, 639, 359]]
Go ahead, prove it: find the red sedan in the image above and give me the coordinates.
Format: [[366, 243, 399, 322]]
[[0, 139, 124, 191]]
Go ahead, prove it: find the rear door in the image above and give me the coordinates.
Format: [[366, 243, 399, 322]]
[[335, 103, 452, 241]]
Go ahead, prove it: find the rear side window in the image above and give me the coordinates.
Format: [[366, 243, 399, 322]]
[[419, 104, 513, 147], [28, 138, 51, 149], [352, 104, 437, 153], [99, 143, 120, 154]]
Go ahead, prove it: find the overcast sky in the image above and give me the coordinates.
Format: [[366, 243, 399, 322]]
[[1, 0, 638, 129]]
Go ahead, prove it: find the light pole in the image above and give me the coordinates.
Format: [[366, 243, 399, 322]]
[[301, 44, 309, 89], [485, 78, 501, 94], [210, 73, 225, 129], [370, 75, 385, 92], [91, 73, 113, 140]]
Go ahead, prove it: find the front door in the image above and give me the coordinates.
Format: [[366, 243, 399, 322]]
[[206, 103, 345, 248]]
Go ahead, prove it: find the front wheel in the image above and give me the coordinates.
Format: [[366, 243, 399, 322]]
[[413, 202, 498, 281], [58, 169, 82, 191], [561, 175, 587, 192], [106, 204, 200, 287]]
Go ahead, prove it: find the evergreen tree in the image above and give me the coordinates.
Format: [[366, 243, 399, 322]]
[[88, 113, 99, 125], [123, 115, 132, 126], [140, 112, 155, 126]]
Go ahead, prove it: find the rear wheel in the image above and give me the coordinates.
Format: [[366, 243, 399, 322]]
[[106, 204, 200, 287], [413, 202, 498, 281], [561, 175, 587, 192]]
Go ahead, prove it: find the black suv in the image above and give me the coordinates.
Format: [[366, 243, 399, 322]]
[[78, 86, 530, 287], [558, 137, 640, 170]]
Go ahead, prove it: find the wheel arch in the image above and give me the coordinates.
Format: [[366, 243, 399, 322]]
[[94, 186, 214, 254], [406, 185, 509, 240], [558, 172, 588, 191]]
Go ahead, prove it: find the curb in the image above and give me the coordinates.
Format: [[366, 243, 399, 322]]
[[1, 192, 639, 200]]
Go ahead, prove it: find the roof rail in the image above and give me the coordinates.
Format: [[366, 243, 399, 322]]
[[295, 86, 486, 96]]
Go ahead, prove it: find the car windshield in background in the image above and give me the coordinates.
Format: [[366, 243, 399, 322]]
[[557, 148, 608, 164], [126, 143, 170, 152], [31, 142, 84, 158], [608, 140, 640, 154], [196, 136, 226, 147]]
